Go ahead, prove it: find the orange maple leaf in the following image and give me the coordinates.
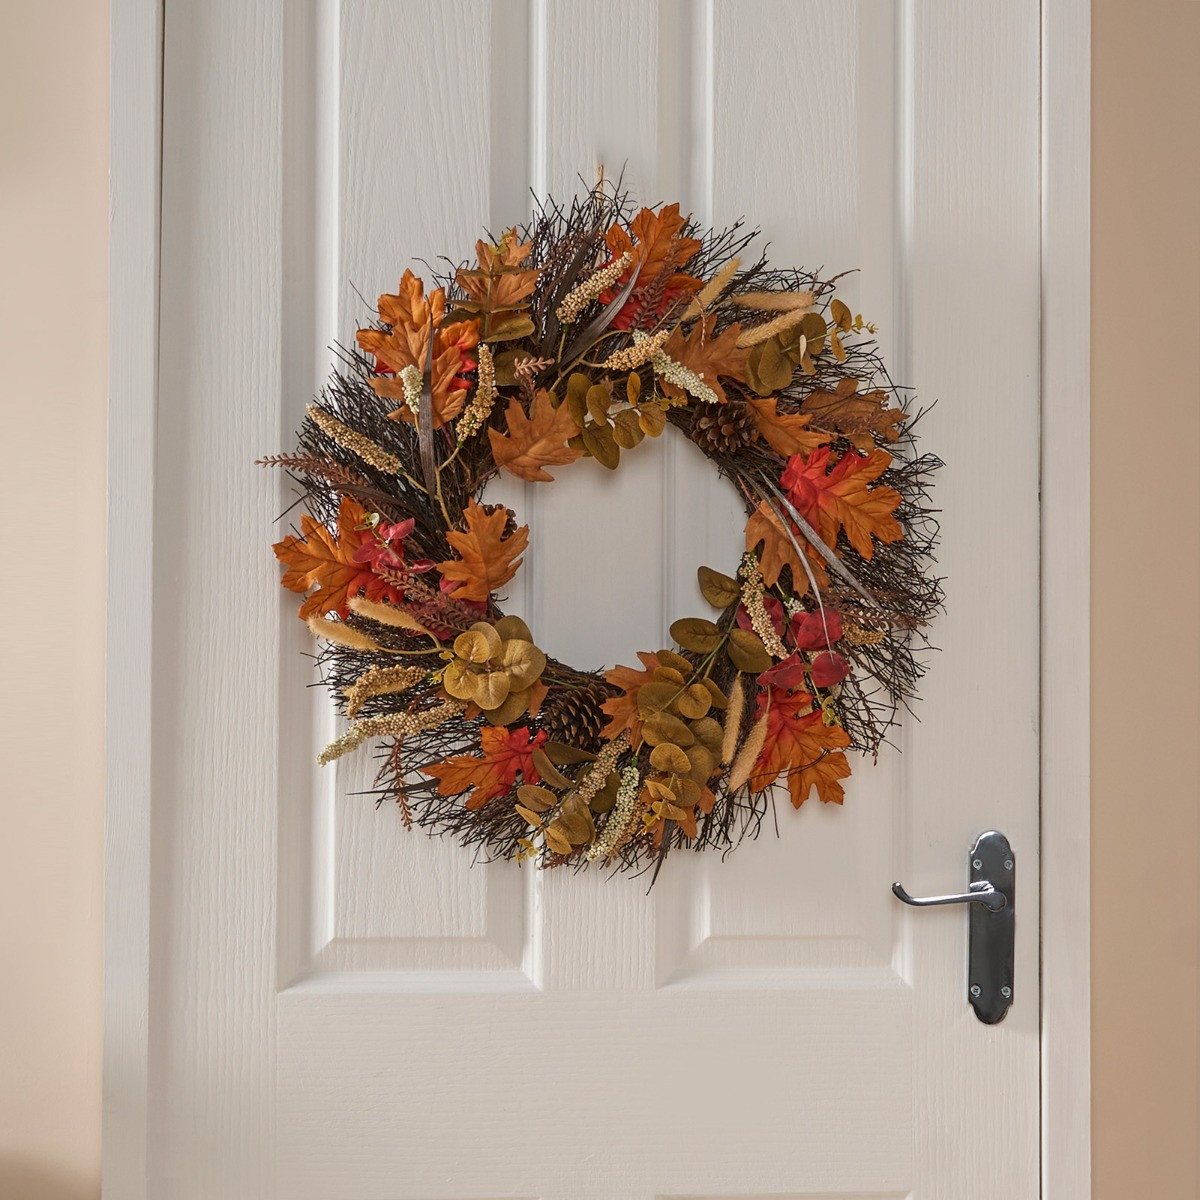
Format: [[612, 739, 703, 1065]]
[[436, 499, 530, 603], [488, 389, 583, 482], [355, 269, 479, 428], [422, 725, 546, 810], [661, 315, 749, 405], [601, 204, 704, 328], [746, 396, 831, 457], [744, 500, 829, 595], [600, 651, 663, 744], [456, 229, 541, 312], [782, 447, 903, 559], [747, 689, 853, 807], [605, 203, 703, 289], [272, 495, 399, 619], [356, 270, 442, 368]]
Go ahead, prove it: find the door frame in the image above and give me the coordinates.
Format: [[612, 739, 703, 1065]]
[[103, 1, 1091, 1195], [1038, 0, 1092, 1193]]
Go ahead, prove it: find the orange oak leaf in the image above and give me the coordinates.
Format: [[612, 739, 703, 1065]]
[[355, 269, 479, 428], [746, 396, 832, 457], [436, 499, 530, 603], [660, 315, 749, 404], [600, 651, 664, 744], [272, 495, 399, 620], [781, 446, 903, 559], [801, 377, 907, 453], [747, 689, 853, 807], [744, 500, 829, 595], [422, 725, 547, 810], [488, 389, 583, 482]]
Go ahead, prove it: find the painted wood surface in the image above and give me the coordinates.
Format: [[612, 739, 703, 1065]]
[[143, 1, 1044, 1196]]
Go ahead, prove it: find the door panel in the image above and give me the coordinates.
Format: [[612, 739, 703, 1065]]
[[154, 1, 1041, 1196]]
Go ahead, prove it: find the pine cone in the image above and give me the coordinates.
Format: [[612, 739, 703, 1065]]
[[690, 397, 756, 455], [540, 681, 609, 750]]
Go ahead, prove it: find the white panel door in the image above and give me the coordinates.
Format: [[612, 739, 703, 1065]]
[[150, 1, 1040, 1197]]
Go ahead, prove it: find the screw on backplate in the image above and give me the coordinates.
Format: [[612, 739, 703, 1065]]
[[973, 859, 983, 870], [970, 984, 982, 998], [1004, 859, 1014, 870], [1001, 986, 1012, 999]]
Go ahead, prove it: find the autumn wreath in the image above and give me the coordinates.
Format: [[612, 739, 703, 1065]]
[[262, 185, 941, 876]]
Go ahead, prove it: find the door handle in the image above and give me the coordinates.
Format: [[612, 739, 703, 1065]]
[[891, 830, 1015, 1025], [891, 880, 1006, 911]]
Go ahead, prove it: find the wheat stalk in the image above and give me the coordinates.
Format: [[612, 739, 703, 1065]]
[[727, 705, 769, 790], [348, 596, 435, 637], [307, 614, 383, 653], [732, 289, 815, 313], [720, 675, 746, 765], [735, 308, 810, 348]]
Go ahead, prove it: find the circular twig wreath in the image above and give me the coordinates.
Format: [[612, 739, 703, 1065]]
[[261, 183, 942, 879]]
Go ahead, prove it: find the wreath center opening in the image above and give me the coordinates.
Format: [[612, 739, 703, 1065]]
[[479, 432, 747, 669]]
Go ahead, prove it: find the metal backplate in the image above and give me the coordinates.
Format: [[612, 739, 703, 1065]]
[[968, 830, 1015, 1023]]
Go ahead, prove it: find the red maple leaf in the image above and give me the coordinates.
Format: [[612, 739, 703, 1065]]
[[421, 726, 547, 810], [747, 688, 853, 807], [781, 446, 903, 558], [352, 517, 434, 575]]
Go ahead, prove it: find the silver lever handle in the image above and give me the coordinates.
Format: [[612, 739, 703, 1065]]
[[891, 831, 1016, 1024], [891, 879, 1006, 912]]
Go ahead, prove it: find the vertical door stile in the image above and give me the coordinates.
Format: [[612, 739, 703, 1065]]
[[906, 2, 1042, 1195], [156, 1, 286, 1193]]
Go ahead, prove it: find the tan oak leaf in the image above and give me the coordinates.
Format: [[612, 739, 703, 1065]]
[[746, 396, 832, 457], [800, 377, 907, 452], [660, 315, 749, 404], [488, 389, 584, 482], [744, 501, 829, 594], [437, 499, 529, 602]]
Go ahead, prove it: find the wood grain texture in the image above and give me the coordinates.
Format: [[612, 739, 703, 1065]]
[[156, 3, 284, 1195], [273, 0, 534, 989], [136, 0, 1045, 1195], [277, 988, 910, 1200], [903, 2, 1041, 1196]]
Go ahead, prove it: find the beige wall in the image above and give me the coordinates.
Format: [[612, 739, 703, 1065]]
[[0, 2, 108, 1198], [1091, 2, 1200, 1197], [1, 2, 1197, 1197]]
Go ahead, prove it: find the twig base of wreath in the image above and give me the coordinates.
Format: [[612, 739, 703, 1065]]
[[261, 183, 942, 879]]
